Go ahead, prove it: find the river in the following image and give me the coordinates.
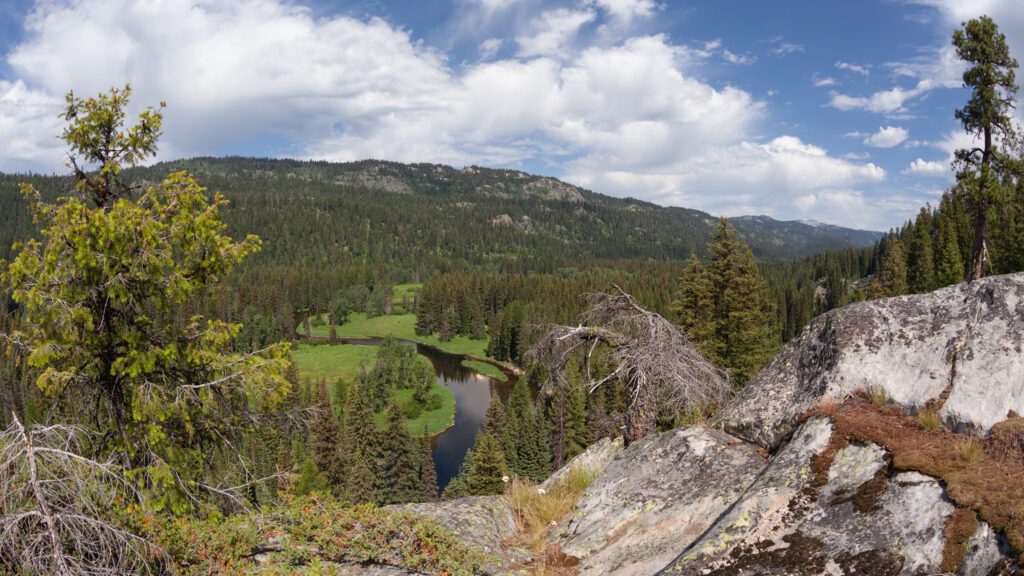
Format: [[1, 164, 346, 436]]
[[339, 337, 517, 489]]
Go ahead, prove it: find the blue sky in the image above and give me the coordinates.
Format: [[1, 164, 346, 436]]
[[0, 0, 1021, 230]]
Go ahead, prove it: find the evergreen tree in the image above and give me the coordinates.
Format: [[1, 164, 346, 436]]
[[907, 210, 936, 293], [309, 379, 345, 490], [706, 218, 775, 386], [463, 432, 508, 496], [952, 16, 1019, 280], [420, 424, 439, 502], [292, 458, 329, 496], [672, 253, 718, 362], [874, 237, 909, 297], [936, 216, 966, 287], [341, 379, 376, 504], [377, 393, 423, 504]]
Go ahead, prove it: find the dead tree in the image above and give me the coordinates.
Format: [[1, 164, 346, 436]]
[[0, 414, 160, 575], [527, 286, 730, 444]]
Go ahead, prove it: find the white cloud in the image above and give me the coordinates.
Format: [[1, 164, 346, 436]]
[[861, 125, 909, 148], [835, 60, 870, 76], [722, 49, 754, 65], [812, 74, 837, 87], [563, 135, 888, 227], [588, 0, 658, 24], [904, 158, 950, 178], [0, 0, 902, 228], [768, 37, 804, 56], [479, 37, 503, 60], [515, 8, 596, 58], [827, 80, 933, 114], [0, 80, 65, 173]]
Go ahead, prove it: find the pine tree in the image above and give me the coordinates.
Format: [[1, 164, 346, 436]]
[[907, 209, 936, 294], [377, 393, 423, 504], [463, 432, 508, 496], [310, 379, 345, 489], [292, 458, 329, 496], [936, 215, 966, 287], [874, 237, 909, 297], [673, 252, 718, 363], [420, 424, 439, 502], [341, 378, 377, 504], [706, 218, 775, 386], [951, 16, 1020, 280]]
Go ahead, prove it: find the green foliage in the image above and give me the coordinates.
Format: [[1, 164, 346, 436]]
[[154, 495, 488, 575], [1, 86, 289, 511], [463, 432, 509, 496], [419, 426, 439, 502], [951, 16, 1020, 280], [292, 459, 329, 497], [376, 393, 424, 505], [309, 379, 345, 490], [873, 236, 909, 298], [676, 218, 775, 387], [341, 379, 376, 504]]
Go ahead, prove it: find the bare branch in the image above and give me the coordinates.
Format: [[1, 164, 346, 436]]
[[527, 287, 730, 443]]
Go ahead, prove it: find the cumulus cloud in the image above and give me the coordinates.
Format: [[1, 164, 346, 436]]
[[812, 74, 837, 87], [835, 60, 869, 75], [587, 0, 658, 24], [827, 80, 933, 114], [0, 0, 901, 228], [860, 125, 909, 148], [516, 8, 596, 58], [563, 135, 888, 227], [904, 158, 950, 178]]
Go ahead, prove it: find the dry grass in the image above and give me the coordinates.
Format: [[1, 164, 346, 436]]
[[506, 466, 596, 575], [815, 399, 1024, 568], [866, 386, 888, 407], [916, 407, 942, 430], [954, 438, 982, 462]]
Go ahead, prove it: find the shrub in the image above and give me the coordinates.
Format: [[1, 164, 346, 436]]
[[917, 408, 942, 430]]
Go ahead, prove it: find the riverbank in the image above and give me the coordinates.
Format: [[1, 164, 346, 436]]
[[291, 342, 455, 437], [305, 312, 520, 376]]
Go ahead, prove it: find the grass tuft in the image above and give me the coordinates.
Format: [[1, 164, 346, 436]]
[[506, 466, 596, 575], [866, 386, 888, 407], [954, 438, 982, 462], [917, 407, 942, 430]]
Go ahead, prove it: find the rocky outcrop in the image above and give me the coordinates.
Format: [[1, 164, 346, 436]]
[[397, 275, 1024, 575], [387, 496, 529, 574], [559, 428, 765, 576], [719, 273, 1024, 450], [541, 436, 624, 490]]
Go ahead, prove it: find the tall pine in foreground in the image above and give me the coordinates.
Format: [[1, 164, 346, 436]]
[[309, 379, 345, 491], [463, 432, 509, 496], [676, 218, 774, 387], [420, 425, 439, 502], [377, 393, 423, 504], [341, 378, 376, 504]]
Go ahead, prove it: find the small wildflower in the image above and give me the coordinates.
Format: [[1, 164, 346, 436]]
[[502, 475, 510, 483], [537, 488, 546, 495]]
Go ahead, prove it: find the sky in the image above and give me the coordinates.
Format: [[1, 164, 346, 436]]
[[0, 0, 1022, 231]]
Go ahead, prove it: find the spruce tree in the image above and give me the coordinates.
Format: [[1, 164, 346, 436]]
[[463, 432, 508, 496], [378, 393, 423, 504], [907, 211, 936, 293], [874, 237, 909, 297], [292, 458, 329, 496], [310, 379, 345, 489], [673, 253, 718, 363], [341, 378, 377, 504], [936, 213, 966, 287], [706, 218, 775, 387], [420, 425, 439, 502]]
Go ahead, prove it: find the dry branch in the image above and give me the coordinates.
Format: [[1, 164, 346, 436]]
[[527, 286, 729, 442]]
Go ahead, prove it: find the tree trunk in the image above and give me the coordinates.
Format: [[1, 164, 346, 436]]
[[969, 126, 993, 283], [624, 382, 656, 445]]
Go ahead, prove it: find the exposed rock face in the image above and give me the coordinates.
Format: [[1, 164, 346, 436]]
[[542, 436, 624, 490], [719, 273, 1024, 450], [387, 496, 529, 574], [559, 427, 765, 576]]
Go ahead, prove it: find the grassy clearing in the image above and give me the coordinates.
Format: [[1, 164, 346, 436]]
[[292, 342, 455, 436], [815, 398, 1024, 569], [291, 342, 377, 386], [391, 283, 422, 313], [310, 313, 490, 358], [506, 466, 596, 575], [462, 359, 508, 381], [371, 386, 456, 437]]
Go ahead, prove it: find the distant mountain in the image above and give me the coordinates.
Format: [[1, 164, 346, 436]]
[[0, 158, 881, 274]]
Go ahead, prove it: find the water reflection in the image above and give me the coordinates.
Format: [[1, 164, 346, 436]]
[[339, 337, 516, 489]]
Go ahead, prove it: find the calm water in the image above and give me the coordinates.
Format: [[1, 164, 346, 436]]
[[340, 337, 517, 489]]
